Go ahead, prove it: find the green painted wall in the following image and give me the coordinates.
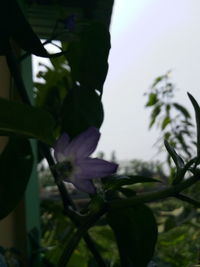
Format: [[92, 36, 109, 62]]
[[19, 0, 41, 264]]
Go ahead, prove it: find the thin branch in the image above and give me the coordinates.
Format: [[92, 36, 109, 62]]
[[19, 20, 67, 62], [109, 174, 200, 210], [58, 205, 108, 267], [175, 193, 200, 208], [38, 142, 76, 210]]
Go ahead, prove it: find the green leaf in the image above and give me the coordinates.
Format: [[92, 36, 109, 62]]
[[0, 138, 33, 219], [146, 93, 158, 107], [164, 140, 184, 170], [0, 98, 55, 144], [173, 103, 191, 118], [0, 0, 48, 57], [161, 116, 171, 130], [107, 204, 158, 267], [149, 104, 161, 128], [61, 86, 104, 137], [67, 22, 110, 92], [164, 131, 171, 140], [151, 75, 165, 88], [188, 93, 200, 159]]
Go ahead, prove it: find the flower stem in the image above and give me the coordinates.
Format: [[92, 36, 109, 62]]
[[39, 143, 108, 266], [39, 142, 76, 210]]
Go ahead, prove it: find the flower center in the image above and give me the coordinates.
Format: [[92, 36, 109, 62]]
[[57, 160, 73, 178]]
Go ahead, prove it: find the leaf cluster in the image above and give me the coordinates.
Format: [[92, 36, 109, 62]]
[[145, 72, 195, 164]]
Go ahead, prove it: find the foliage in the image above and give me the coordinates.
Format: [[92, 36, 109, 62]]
[[1, 1, 200, 267], [35, 56, 72, 128], [40, 199, 120, 266], [144, 72, 195, 163]]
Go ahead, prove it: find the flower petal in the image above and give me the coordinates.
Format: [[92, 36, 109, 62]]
[[73, 178, 96, 194], [64, 127, 100, 159], [54, 133, 70, 162], [76, 158, 118, 179]]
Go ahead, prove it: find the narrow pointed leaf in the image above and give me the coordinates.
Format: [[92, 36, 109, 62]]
[[62, 86, 104, 137], [161, 116, 171, 130], [187, 93, 200, 158], [0, 138, 33, 219], [152, 75, 165, 87], [0, 98, 55, 144], [149, 104, 161, 128], [173, 103, 191, 118], [0, 0, 48, 57], [145, 93, 158, 107], [67, 22, 110, 92], [164, 140, 184, 170]]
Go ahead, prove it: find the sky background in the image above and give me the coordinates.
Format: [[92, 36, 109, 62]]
[[33, 0, 200, 162], [95, 0, 200, 161]]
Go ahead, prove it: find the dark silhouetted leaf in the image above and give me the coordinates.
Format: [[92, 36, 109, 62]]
[[176, 133, 191, 157], [61, 86, 104, 137], [188, 93, 200, 159], [164, 140, 184, 170], [107, 204, 158, 267], [0, 97, 55, 144], [0, 138, 33, 219], [0, 0, 48, 57], [67, 22, 110, 92]]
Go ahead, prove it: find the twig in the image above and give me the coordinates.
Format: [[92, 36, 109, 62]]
[[58, 205, 107, 267], [175, 193, 200, 208], [109, 174, 200, 210]]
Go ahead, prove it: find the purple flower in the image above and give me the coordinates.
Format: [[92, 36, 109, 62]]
[[54, 127, 118, 194]]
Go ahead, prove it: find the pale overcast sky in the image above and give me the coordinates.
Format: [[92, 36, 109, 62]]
[[33, 0, 200, 161], [96, 0, 200, 161]]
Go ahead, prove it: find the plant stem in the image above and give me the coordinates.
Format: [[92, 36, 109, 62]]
[[83, 235, 108, 267], [109, 174, 200, 210], [57, 173, 200, 266], [58, 206, 107, 267], [40, 144, 108, 266], [39, 142, 76, 210], [175, 193, 200, 208]]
